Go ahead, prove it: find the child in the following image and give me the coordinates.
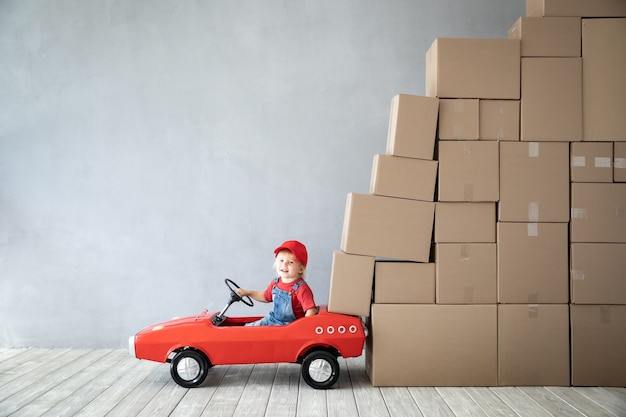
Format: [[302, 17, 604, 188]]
[[238, 240, 317, 326]]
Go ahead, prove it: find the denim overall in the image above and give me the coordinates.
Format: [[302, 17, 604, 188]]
[[247, 278, 304, 326]]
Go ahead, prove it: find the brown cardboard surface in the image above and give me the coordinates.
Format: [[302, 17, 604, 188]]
[[616, 142, 626, 182], [582, 18, 626, 142], [570, 305, 626, 387], [436, 243, 496, 304], [508, 16, 581, 57], [438, 99, 479, 140], [520, 57, 582, 141], [425, 38, 520, 99], [437, 141, 499, 202], [340, 193, 435, 262], [366, 304, 497, 386], [479, 100, 520, 141], [434, 202, 496, 243], [570, 142, 613, 183], [374, 261, 435, 304], [570, 243, 626, 304], [497, 222, 569, 304], [499, 142, 569, 222], [498, 304, 570, 386], [370, 154, 438, 202], [570, 183, 626, 243], [386, 94, 439, 159], [327, 251, 375, 317], [527, 0, 626, 17]]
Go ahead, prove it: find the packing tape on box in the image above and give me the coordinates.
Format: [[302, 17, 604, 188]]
[[528, 142, 539, 158], [528, 202, 539, 222], [454, 124, 465, 138], [571, 208, 588, 219], [595, 157, 612, 168], [615, 157, 626, 169], [463, 285, 474, 304], [527, 223, 539, 237], [454, 99, 465, 112], [600, 306, 611, 324], [571, 156, 586, 167], [570, 269, 585, 280], [463, 141, 473, 155], [460, 244, 471, 260], [528, 292, 539, 304], [496, 127, 504, 140], [464, 183, 474, 201], [528, 304, 539, 318], [497, 101, 506, 115]]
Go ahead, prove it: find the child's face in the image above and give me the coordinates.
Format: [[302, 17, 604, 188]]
[[274, 250, 304, 281]]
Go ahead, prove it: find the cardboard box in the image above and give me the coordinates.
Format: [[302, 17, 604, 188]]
[[497, 222, 569, 304], [438, 99, 479, 140], [508, 17, 581, 57], [498, 304, 570, 386], [570, 183, 626, 243], [570, 305, 626, 387], [437, 141, 499, 202], [374, 261, 435, 304], [582, 18, 626, 142], [570, 142, 613, 183], [527, 0, 626, 17], [434, 202, 495, 243], [386, 94, 439, 159], [436, 243, 496, 304], [366, 304, 497, 386], [327, 251, 375, 317], [571, 243, 626, 304], [479, 100, 520, 141], [340, 193, 435, 262], [370, 154, 438, 202], [425, 38, 520, 100], [499, 142, 569, 222], [616, 142, 626, 182], [520, 58, 582, 141]]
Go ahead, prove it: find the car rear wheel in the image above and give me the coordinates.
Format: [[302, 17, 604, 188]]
[[301, 350, 340, 389], [170, 350, 210, 388]]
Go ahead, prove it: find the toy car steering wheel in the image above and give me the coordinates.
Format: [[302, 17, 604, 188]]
[[225, 279, 254, 307]]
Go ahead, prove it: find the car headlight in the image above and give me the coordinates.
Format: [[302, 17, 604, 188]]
[[128, 336, 136, 358]]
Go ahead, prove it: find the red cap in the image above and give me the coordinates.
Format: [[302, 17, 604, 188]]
[[274, 240, 308, 267]]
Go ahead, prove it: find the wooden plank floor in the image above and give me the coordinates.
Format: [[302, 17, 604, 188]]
[[1, 349, 625, 417]]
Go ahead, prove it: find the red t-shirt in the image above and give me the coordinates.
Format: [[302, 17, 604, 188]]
[[263, 278, 316, 319]]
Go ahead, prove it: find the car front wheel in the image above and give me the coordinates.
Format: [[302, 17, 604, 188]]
[[301, 350, 340, 389], [170, 349, 210, 388]]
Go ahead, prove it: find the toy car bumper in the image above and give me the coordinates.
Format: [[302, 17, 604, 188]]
[[128, 335, 136, 358]]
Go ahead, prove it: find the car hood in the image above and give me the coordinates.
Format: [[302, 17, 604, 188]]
[[143, 314, 208, 331]]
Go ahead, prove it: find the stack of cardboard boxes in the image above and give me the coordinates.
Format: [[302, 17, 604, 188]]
[[327, 0, 626, 387]]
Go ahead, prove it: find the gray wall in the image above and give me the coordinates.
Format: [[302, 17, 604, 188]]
[[0, 0, 524, 348]]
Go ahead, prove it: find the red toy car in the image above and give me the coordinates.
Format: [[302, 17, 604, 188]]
[[129, 279, 366, 389]]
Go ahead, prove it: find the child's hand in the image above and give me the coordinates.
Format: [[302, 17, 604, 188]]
[[237, 289, 268, 303]]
